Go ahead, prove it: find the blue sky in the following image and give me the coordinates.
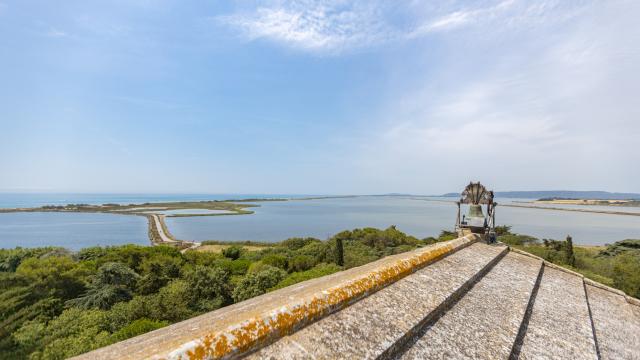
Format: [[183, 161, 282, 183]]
[[1, 0, 638, 194]]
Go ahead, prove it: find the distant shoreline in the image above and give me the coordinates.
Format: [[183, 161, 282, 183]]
[[414, 198, 640, 217]]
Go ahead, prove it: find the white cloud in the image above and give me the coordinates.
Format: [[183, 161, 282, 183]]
[[341, 0, 640, 192], [45, 28, 68, 38], [217, 1, 391, 52], [216, 0, 583, 53]]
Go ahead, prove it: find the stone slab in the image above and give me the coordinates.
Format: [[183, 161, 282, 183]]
[[587, 284, 640, 360], [73, 236, 477, 360], [518, 266, 598, 360], [247, 243, 508, 360], [398, 251, 542, 360]]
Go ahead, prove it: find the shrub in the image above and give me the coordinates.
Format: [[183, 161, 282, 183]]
[[281, 237, 321, 251], [261, 255, 288, 270], [14, 308, 112, 359], [499, 234, 539, 246], [437, 230, 457, 242], [228, 259, 251, 275], [222, 246, 242, 260], [232, 267, 286, 302], [289, 255, 315, 272], [184, 266, 231, 309], [293, 241, 332, 264], [110, 318, 168, 342], [136, 256, 182, 295], [343, 242, 379, 269], [272, 264, 342, 290], [612, 253, 640, 298], [494, 225, 512, 236], [247, 261, 268, 274]]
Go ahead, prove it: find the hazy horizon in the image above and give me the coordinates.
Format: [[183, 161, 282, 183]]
[[1, 0, 639, 194]]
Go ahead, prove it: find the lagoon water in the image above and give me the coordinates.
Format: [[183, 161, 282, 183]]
[[0, 193, 312, 209], [1, 195, 639, 248], [0, 212, 148, 250], [166, 196, 640, 246], [144, 209, 235, 216]]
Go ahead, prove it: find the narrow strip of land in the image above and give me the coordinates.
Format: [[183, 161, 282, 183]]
[[152, 214, 175, 243], [150, 214, 201, 252], [502, 203, 640, 217], [411, 198, 640, 217]]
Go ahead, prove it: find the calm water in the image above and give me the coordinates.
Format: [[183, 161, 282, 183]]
[[1, 195, 639, 249], [143, 209, 235, 215], [165, 196, 640, 245], [0, 193, 314, 209], [0, 212, 148, 250]]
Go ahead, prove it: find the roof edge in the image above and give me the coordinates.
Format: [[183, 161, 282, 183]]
[[508, 246, 639, 306], [74, 235, 480, 360]]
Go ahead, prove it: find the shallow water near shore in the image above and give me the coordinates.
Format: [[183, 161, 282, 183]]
[[0, 212, 148, 250]]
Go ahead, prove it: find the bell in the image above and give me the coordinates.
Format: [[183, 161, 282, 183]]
[[467, 204, 484, 218], [465, 204, 486, 228]]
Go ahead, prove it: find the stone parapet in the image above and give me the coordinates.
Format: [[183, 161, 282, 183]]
[[73, 235, 479, 360]]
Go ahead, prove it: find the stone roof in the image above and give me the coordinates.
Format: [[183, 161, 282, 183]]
[[74, 235, 640, 360]]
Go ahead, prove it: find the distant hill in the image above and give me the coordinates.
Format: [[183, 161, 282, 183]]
[[441, 190, 640, 200]]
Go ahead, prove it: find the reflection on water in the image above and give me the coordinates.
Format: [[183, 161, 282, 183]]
[[0, 212, 148, 249], [165, 196, 640, 245]]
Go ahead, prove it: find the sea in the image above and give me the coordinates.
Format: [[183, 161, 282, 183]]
[[1, 194, 639, 249]]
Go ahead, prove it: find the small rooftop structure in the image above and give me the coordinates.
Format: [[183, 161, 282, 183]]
[[456, 182, 497, 242], [74, 235, 640, 360]]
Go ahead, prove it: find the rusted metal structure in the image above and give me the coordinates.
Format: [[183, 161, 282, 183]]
[[455, 181, 497, 242]]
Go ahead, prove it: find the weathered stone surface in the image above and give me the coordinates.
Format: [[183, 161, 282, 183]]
[[247, 242, 508, 360], [73, 236, 477, 360], [397, 251, 542, 360], [587, 284, 640, 360], [518, 266, 597, 360], [71, 234, 640, 360]]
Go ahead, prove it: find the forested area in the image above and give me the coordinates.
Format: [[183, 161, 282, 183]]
[[0, 226, 432, 359]]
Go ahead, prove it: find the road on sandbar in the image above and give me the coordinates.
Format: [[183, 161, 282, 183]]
[[152, 214, 176, 243], [151, 214, 201, 252]]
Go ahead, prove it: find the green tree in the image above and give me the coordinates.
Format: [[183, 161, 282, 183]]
[[335, 238, 344, 267], [16, 256, 85, 300], [67, 262, 139, 310], [136, 256, 182, 295], [14, 308, 112, 360], [184, 266, 232, 311], [232, 267, 286, 302], [565, 235, 576, 267]]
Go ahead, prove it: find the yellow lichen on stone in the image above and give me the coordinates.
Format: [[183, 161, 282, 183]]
[[172, 238, 471, 360]]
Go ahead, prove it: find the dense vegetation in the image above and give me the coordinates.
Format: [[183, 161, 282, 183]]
[[497, 226, 640, 298], [0, 226, 441, 359], [2, 225, 638, 359]]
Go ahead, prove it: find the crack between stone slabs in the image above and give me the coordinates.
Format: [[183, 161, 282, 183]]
[[508, 261, 544, 360], [378, 245, 510, 360], [583, 280, 602, 360]]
